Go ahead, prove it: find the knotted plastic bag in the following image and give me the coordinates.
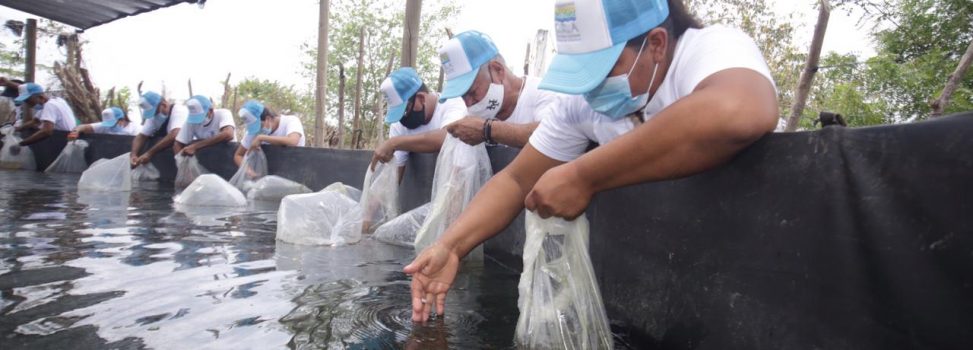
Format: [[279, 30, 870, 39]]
[[246, 175, 311, 202], [78, 153, 132, 192], [0, 126, 35, 170], [359, 163, 399, 233], [229, 150, 268, 191], [131, 163, 160, 182], [276, 183, 362, 246], [174, 174, 247, 207], [373, 203, 430, 248], [45, 139, 89, 173], [174, 154, 209, 188], [515, 212, 613, 350], [414, 135, 492, 261]]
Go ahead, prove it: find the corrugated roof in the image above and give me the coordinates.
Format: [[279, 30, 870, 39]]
[[0, 0, 199, 30]]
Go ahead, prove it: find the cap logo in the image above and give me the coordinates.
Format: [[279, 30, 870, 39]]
[[555, 2, 581, 42], [186, 99, 205, 115]]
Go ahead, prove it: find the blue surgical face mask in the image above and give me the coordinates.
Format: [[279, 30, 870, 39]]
[[32, 105, 43, 112], [260, 127, 272, 135], [583, 37, 660, 120]]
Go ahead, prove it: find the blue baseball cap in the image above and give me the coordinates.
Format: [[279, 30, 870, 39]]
[[438, 30, 499, 102], [239, 100, 265, 135], [185, 95, 213, 124], [140, 91, 163, 120], [539, 0, 669, 94], [381, 67, 423, 124], [100, 107, 125, 127], [14, 83, 44, 104]]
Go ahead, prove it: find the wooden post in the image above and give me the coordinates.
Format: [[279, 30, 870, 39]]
[[436, 28, 453, 91], [523, 43, 532, 76], [24, 19, 37, 82], [187, 79, 194, 98], [930, 39, 973, 118], [401, 0, 422, 67], [530, 30, 550, 77], [220, 72, 232, 108], [784, 0, 830, 132], [314, 0, 332, 147], [352, 27, 366, 149], [337, 64, 346, 148], [137, 81, 143, 96]]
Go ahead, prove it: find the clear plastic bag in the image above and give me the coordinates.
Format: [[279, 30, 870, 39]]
[[414, 135, 492, 260], [276, 190, 363, 246], [131, 163, 160, 182], [174, 174, 247, 207], [45, 139, 89, 173], [246, 175, 311, 202], [322, 182, 362, 202], [373, 203, 430, 248], [77, 152, 132, 192], [359, 163, 400, 234], [0, 125, 36, 170], [229, 150, 268, 191], [174, 154, 209, 188], [516, 212, 613, 350]]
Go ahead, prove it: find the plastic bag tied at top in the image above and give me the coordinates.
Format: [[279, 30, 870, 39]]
[[175, 174, 247, 207], [0, 126, 36, 170], [276, 182, 363, 246], [131, 163, 161, 182], [77, 152, 133, 192], [229, 150, 268, 192], [373, 203, 430, 248], [45, 139, 89, 173], [174, 154, 209, 188], [246, 175, 311, 202], [516, 212, 613, 350], [414, 135, 492, 261], [359, 163, 400, 233]]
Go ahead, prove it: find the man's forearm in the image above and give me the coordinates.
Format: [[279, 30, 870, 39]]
[[394, 129, 447, 153], [131, 134, 148, 156], [145, 132, 178, 157], [20, 127, 52, 146], [491, 121, 537, 148], [259, 134, 300, 147], [190, 131, 233, 151]]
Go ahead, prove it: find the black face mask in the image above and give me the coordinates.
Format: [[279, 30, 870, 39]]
[[400, 101, 426, 129]]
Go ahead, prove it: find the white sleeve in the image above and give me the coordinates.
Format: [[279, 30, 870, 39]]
[[530, 90, 562, 123], [216, 110, 236, 131], [438, 98, 468, 128], [527, 96, 595, 162], [678, 27, 776, 95], [37, 103, 57, 124], [240, 133, 255, 150], [167, 105, 189, 134], [139, 118, 160, 136], [284, 116, 305, 137], [90, 123, 107, 134], [175, 124, 193, 144]]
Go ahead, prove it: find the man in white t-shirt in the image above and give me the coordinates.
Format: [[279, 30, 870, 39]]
[[406, 0, 780, 322], [438, 30, 560, 148], [69, 107, 140, 138], [174, 95, 237, 156], [233, 100, 305, 167], [131, 91, 189, 166], [372, 67, 467, 180], [16, 83, 78, 146]]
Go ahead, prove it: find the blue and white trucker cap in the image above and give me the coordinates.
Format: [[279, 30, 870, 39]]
[[100, 107, 124, 127], [185, 95, 213, 124], [381, 67, 423, 124], [140, 91, 163, 120], [438, 30, 499, 101], [539, 0, 669, 94], [14, 83, 44, 104], [239, 100, 265, 135]]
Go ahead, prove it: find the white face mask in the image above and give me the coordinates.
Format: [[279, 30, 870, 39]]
[[467, 81, 504, 119]]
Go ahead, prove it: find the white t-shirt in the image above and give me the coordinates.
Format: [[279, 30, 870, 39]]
[[38, 97, 77, 132], [388, 95, 467, 166], [89, 122, 140, 136], [530, 25, 775, 162], [240, 115, 306, 150], [504, 76, 560, 124], [140, 104, 189, 137], [176, 108, 238, 145]]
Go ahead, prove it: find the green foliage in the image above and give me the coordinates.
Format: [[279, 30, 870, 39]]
[[234, 77, 314, 123]]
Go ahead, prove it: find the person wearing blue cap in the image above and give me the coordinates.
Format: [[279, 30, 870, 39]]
[[232, 100, 305, 167], [16, 83, 78, 146], [406, 0, 780, 322], [437, 30, 562, 148], [371, 67, 467, 179], [130, 91, 190, 167], [68, 107, 140, 138], [173, 95, 237, 156]]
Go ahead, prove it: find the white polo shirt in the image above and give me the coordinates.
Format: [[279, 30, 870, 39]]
[[89, 122, 140, 136], [530, 25, 775, 162], [388, 95, 467, 166], [37, 97, 77, 131], [240, 115, 306, 150], [140, 104, 189, 137], [176, 109, 238, 145], [503, 76, 561, 125]]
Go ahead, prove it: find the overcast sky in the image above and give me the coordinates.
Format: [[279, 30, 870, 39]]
[[0, 0, 875, 108]]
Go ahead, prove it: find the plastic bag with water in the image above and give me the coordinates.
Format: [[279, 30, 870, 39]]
[[373, 203, 430, 248], [515, 212, 613, 350], [229, 150, 268, 191], [276, 183, 362, 246], [246, 175, 311, 202], [359, 163, 400, 233], [0, 126, 36, 170], [131, 163, 161, 182], [414, 135, 492, 260], [322, 182, 362, 202], [45, 139, 89, 173], [77, 152, 132, 192], [174, 154, 209, 188], [174, 174, 247, 207]]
